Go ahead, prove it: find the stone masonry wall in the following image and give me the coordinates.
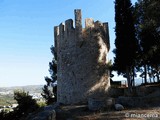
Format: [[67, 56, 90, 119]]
[[54, 9, 110, 104]]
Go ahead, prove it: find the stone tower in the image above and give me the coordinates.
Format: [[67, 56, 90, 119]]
[[54, 9, 110, 104]]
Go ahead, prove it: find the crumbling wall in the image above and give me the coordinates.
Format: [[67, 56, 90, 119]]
[[54, 9, 110, 104]]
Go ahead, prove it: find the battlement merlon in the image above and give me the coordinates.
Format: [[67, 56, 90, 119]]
[[103, 22, 110, 51], [75, 9, 82, 40], [85, 18, 94, 28], [59, 23, 65, 37], [65, 19, 74, 38], [54, 26, 59, 52], [74, 9, 82, 31]]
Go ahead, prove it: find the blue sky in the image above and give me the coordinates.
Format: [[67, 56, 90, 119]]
[[0, 0, 137, 87]]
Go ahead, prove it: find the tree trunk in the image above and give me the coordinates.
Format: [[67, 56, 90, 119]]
[[153, 76, 155, 83], [155, 65, 160, 82], [156, 73, 160, 82], [144, 65, 147, 84], [148, 66, 152, 83], [126, 67, 132, 92], [132, 67, 135, 87]]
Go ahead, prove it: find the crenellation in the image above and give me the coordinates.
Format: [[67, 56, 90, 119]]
[[65, 19, 74, 32], [59, 23, 65, 37], [75, 9, 82, 40], [94, 21, 103, 28], [85, 18, 94, 28], [54, 26, 59, 51], [103, 22, 110, 51], [59, 23, 65, 49], [74, 9, 82, 29]]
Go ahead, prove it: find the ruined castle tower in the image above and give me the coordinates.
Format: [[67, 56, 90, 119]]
[[54, 9, 110, 104]]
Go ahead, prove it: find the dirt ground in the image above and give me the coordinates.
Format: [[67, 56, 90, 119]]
[[56, 105, 160, 120], [56, 84, 160, 120]]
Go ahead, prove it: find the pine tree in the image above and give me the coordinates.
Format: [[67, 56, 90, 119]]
[[114, 0, 138, 90], [42, 46, 57, 105], [134, 0, 160, 83]]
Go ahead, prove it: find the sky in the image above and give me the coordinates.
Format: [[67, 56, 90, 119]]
[[0, 0, 137, 87]]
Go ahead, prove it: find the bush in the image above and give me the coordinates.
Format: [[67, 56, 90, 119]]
[[0, 90, 40, 120]]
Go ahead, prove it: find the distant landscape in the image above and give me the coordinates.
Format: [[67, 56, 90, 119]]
[[0, 85, 43, 106]]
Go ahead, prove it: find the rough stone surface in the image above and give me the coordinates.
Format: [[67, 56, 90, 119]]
[[114, 104, 124, 111], [26, 103, 59, 120], [88, 97, 115, 111], [88, 98, 105, 111], [105, 97, 115, 109], [116, 96, 143, 107], [28, 110, 56, 120], [54, 9, 110, 104], [116, 95, 160, 108]]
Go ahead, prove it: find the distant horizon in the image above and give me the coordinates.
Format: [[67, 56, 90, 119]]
[[0, 84, 44, 88], [0, 79, 145, 88]]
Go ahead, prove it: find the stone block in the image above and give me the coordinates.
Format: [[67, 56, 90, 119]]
[[114, 104, 124, 111], [88, 98, 105, 111], [28, 110, 56, 120]]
